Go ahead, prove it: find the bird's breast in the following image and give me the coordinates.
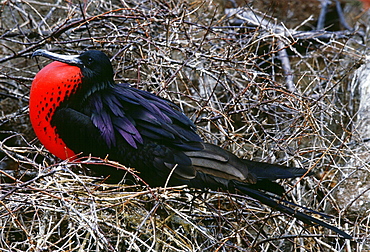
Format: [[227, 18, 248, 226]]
[[30, 61, 83, 159]]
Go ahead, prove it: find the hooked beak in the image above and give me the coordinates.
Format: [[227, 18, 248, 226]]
[[32, 49, 83, 66]]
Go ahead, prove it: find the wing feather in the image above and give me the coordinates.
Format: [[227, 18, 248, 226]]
[[89, 83, 202, 151]]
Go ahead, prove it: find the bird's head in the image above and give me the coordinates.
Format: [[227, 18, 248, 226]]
[[33, 49, 114, 86]]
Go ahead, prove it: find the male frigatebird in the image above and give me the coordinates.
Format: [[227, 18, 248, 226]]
[[30, 49, 351, 239]]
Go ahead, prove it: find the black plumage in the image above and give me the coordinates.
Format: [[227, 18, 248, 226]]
[[31, 49, 351, 239]]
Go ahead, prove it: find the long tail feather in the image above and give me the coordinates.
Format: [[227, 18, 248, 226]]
[[234, 182, 352, 239]]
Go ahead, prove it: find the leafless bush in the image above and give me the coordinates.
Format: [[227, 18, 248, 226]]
[[0, 0, 368, 251]]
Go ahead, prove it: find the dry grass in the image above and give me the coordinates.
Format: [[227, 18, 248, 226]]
[[0, 0, 369, 251]]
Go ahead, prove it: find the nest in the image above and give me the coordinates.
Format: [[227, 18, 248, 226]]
[[0, 0, 369, 251]]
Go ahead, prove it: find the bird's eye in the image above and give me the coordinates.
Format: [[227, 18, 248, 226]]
[[87, 57, 93, 64]]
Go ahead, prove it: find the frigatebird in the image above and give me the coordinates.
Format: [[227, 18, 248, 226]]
[[30, 49, 351, 239]]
